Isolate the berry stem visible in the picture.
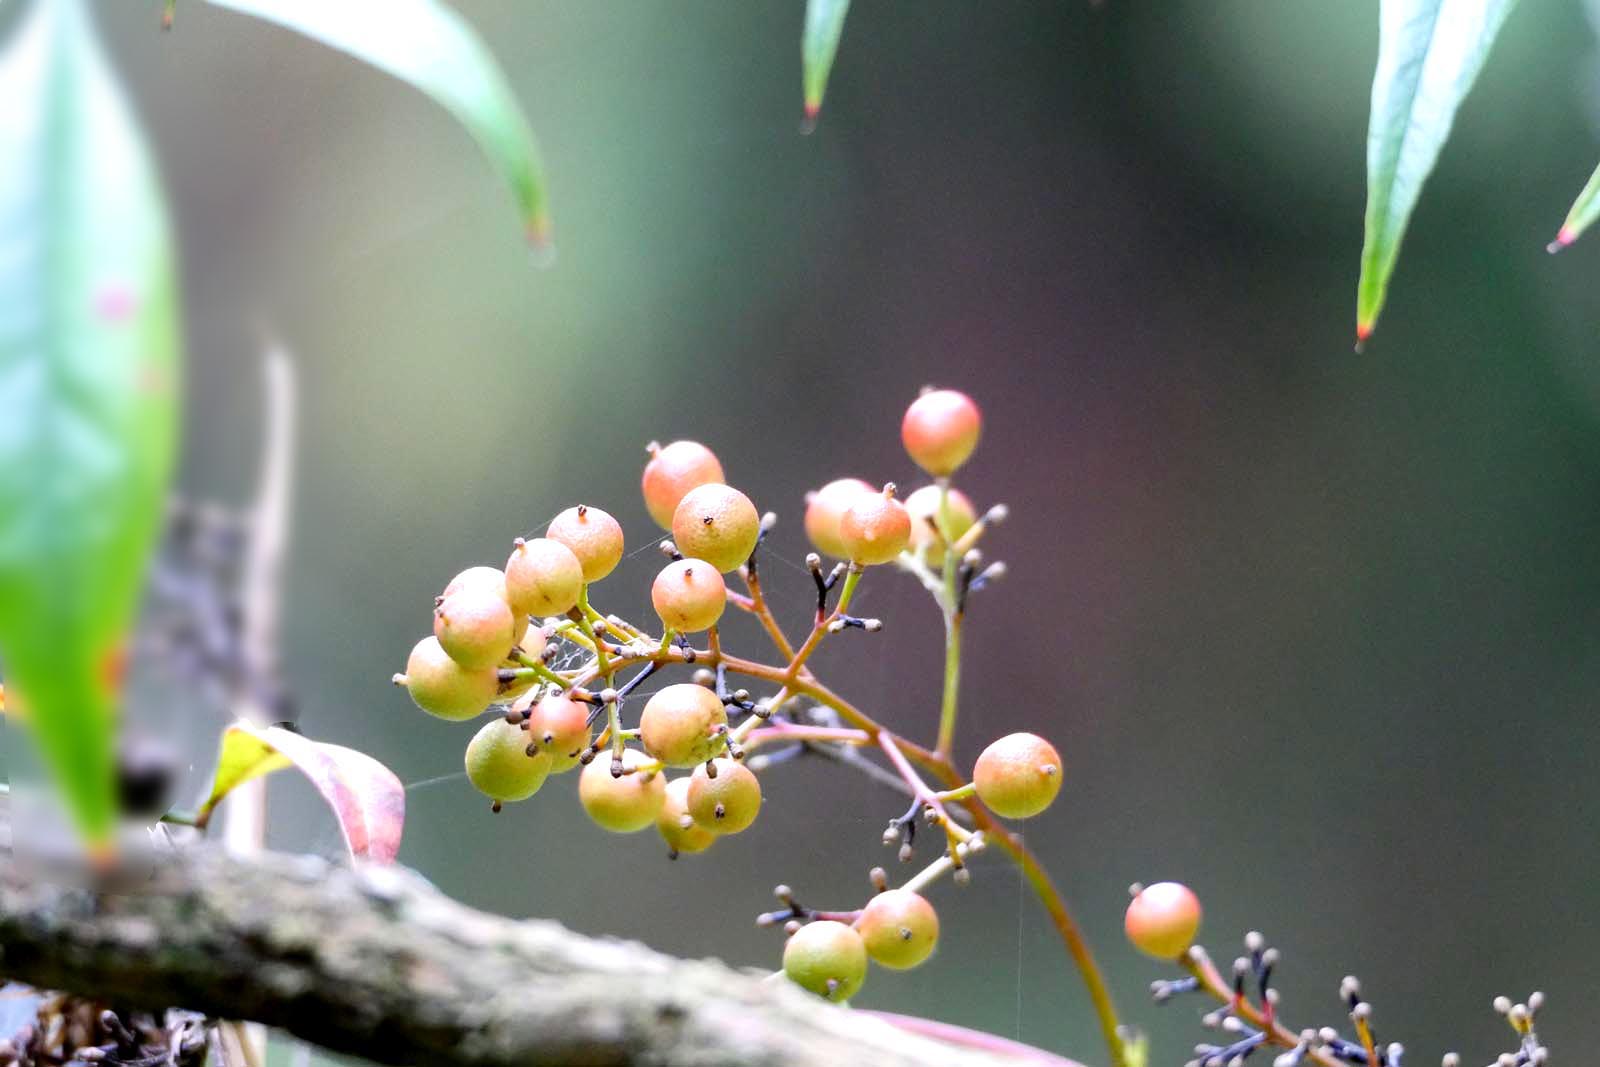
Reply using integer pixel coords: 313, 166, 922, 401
1179, 952, 1341, 1067
934, 480, 963, 760
742, 568, 798, 661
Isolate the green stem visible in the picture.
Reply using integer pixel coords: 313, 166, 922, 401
934, 481, 962, 758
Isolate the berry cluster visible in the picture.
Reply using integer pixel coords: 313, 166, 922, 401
1124, 883, 1550, 1067
393, 387, 1061, 1002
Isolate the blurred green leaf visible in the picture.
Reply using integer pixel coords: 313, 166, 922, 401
207, 0, 551, 244
802, 0, 851, 123
1357, 0, 1517, 344
199, 722, 406, 863
0, 0, 182, 846
1550, 160, 1600, 253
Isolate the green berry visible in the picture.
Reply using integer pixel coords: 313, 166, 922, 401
396, 636, 498, 721
651, 559, 727, 633
578, 748, 665, 833
639, 683, 728, 768
904, 485, 976, 566
902, 388, 982, 477
804, 477, 874, 560
505, 537, 585, 617
687, 758, 761, 835
465, 717, 553, 803
973, 732, 1062, 819
642, 440, 725, 529
1124, 881, 1202, 959
839, 485, 912, 566
656, 776, 717, 856
524, 692, 592, 773
670, 483, 760, 573
857, 889, 940, 970
782, 920, 868, 1001
546, 505, 625, 584
434, 584, 519, 671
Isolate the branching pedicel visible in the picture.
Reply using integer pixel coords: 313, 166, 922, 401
393, 388, 1548, 1067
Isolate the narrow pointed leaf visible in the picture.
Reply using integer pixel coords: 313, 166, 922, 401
0, 0, 182, 847
199, 722, 405, 863
1549, 160, 1600, 252
1357, 0, 1518, 342
206, 0, 550, 244
802, 0, 851, 122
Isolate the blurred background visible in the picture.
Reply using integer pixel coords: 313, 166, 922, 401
10, 1, 1600, 1064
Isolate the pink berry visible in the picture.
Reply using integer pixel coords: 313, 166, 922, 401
902, 388, 982, 476
839, 485, 912, 566
651, 559, 727, 633
505, 537, 585, 617
433, 585, 519, 671
1124, 881, 1202, 959
857, 889, 940, 970
670, 483, 761, 573
639, 683, 728, 768
642, 440, 725, 529
523, 692, 592, 773
804, 477, 875, 560
972, 732, 1062, 819
546, 505, 624, 584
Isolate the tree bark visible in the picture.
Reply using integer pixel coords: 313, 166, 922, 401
0, 842, 1069, 1067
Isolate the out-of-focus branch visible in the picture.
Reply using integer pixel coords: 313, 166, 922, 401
0, 843, 1070, 1067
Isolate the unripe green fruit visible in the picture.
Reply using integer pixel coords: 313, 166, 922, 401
804, 477, 875, 560
670, 483, 761, 573
902, 388, 982, 477
465, 717, 553, 803
642, 440, 725, 529
782, 920, 868, 1001
1124, 881, 1202, 959
651, 559, 727, 633
434, 585, 519, 671
904, 485, 976, 566
524, 692, 592, 772
638, 683, 728, 768
656, 776, 717, 855
687, 758, 761, 835
505, 537, 585, 617
857, 889, 940, 970
546, 505, 625, 584
973, 732, 1062, 819
578, 748, 666, 833
398, 636, 498, 721
839, 486, 912, 566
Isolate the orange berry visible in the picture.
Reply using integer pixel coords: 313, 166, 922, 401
671, 483, 761, 573
639, 683, 728, 768
443, 565, 508, 599
857, 889, 940, 970
783, 920, 867, 1001
433, 585, 518, 671
904, 485, 977, 566
578, 748, 666, 833
505, 537, 585, 617
902, 388, 982, 476
687, 758, 761, 834
524, 692, 592, 772
396, 636, 498, 721
804, 477, 875, 559
465, 717, 553, 803
546, 505, 624, 584
642, 440, 725, 529
839, 485, 912, 566
651, 559, 727, 633
972, 732, 1062, 819
656, 776, 717, 856
1124, 882, 1202, 959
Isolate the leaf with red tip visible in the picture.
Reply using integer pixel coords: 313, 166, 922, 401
199, 722, 406, 864
205, 0, 551, 245
802, 0, 851, 124
1357, 0, 1518, 341
1550, 160, 1600, 253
